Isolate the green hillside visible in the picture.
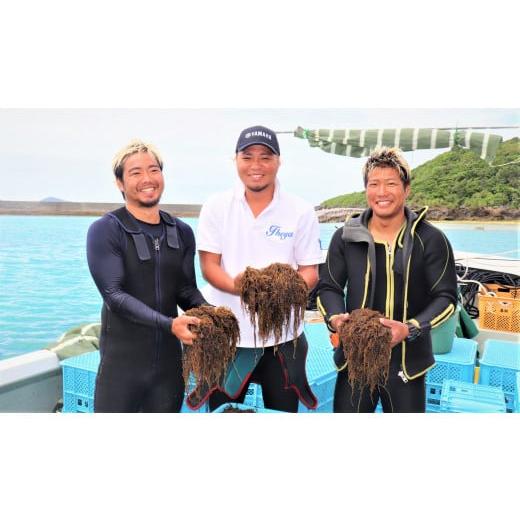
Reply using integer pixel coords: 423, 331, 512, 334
320, 138, 520, 210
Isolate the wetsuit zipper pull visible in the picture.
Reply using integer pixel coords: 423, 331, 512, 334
154, 238, 160, 252
398, 370, 408, 383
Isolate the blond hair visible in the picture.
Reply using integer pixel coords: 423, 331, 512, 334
112, 140, 163, 180
362, 147, 411, 187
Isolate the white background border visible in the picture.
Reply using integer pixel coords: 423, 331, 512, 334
2, 1, 519, 518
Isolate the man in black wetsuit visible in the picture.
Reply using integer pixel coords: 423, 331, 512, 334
318, 147, 458, 412
87, 140, 207, 412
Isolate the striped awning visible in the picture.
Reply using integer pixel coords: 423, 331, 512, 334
294, 127, 503, 163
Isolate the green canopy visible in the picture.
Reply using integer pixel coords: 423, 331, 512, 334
294, 126, 503, 163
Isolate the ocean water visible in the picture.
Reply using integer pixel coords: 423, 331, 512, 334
0, 215, 518, 360
319, 221, 520, 258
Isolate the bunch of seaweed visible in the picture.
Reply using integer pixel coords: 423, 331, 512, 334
236, 263, 308, 348
182, 305, 240, 398
338, 308, 392, 395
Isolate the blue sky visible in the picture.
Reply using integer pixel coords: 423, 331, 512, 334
1, 108, 518, 206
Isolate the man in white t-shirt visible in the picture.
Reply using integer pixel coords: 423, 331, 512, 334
192, 125, 322, 412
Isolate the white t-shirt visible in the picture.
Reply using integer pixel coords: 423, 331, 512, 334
197, 179, 322, 348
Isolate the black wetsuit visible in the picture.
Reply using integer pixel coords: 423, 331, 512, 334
207, 335, 311, 413
318, 207, 458, 413
86, 206, 206, 412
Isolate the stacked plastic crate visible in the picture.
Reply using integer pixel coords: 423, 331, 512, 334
479, 339, 520, 413
61, 350, 209, 413
303, 322, 333, 351
61, 350, 99, 412
439, 380, 506, 413
299, 323, 336, 412
244, 383, 262, 408
299, 344, 337, 412
515, 373, 520, 413
425, 337, 477, 412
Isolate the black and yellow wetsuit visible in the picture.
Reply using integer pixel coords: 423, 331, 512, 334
317, 207, 458, 412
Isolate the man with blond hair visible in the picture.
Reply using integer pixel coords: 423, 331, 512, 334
318, 147, 458, 412
87, 140, 206, 412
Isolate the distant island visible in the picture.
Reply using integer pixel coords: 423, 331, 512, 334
40, 196, 66, 203
318, 138, 520, 222
0, 200, 202, 217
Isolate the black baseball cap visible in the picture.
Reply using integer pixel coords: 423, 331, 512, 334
235, 125, 280, 155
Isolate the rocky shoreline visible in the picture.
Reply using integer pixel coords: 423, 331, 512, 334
316, 206, 520, 223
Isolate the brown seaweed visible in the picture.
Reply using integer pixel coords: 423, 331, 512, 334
338, 308, 392, 395
222, 406, 256, 413
182, 305, 240, 398
236, 263, 308, 348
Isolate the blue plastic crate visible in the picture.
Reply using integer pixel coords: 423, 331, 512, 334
61, 351, 100, 413
304, 322, 333, 351
514, 372, 520, 413
298, 345, 336, 413
244, 383, 262, 408
426, 337, 477, 386
479, 339, 520, 412
212, 403, 282, 413
426, 383, 442, 412
425, 338, 477, 412
439, 380, 506, 413
62, 354, 209, 413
